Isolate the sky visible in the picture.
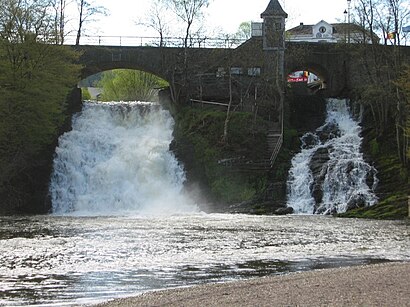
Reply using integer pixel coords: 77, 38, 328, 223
77, 0, 351, 38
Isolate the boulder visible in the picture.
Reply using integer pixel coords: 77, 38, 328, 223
274, 207, 294, 215
309, 147, 330, 206
346, 194, 368, 211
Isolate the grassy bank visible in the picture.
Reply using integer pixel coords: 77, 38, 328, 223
172, 106, 271, 207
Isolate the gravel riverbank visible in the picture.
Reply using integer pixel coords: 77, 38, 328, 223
93, 261, 410, 306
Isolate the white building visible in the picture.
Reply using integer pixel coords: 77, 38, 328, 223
252, 20, 379, 44
287, 20, 338, 43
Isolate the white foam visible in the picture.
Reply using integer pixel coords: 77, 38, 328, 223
287, 98, 378, 214
50, 101, 198, 216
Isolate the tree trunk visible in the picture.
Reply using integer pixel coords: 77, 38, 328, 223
59, 0, 66, 45
223, 72, 233, 143
76, 0, 84, 46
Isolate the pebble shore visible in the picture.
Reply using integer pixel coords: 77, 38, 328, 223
93, 262, 410, 306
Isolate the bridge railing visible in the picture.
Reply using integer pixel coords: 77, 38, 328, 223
64, 35, 246, 48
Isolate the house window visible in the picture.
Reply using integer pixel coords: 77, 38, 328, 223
248, 67, 261, 76
230, 67, 242, 75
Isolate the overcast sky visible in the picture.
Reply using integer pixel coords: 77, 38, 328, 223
76, 0, 351, 37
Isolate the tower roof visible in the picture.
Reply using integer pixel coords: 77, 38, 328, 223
261, 0, 288, 18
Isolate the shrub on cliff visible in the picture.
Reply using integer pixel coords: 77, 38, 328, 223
173, 107, 270, 205
0, 0, 81, 212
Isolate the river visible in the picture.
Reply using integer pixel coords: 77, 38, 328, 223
1, 214, 409, 306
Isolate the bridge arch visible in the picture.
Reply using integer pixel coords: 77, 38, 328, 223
81, 63, 170, 84
285, 42, 349, 97
287, 63, 329, 83
79, 68, 169, 102
76, 46, 174, 84
286, 62, 331, 93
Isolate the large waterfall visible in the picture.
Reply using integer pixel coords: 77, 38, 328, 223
287, 98, 378, 214
50, 101, 198, 215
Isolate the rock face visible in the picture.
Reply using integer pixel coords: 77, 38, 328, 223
346, 194, 368, 211
308, 120, 340, 214
310, 147, 330, 208
289, 95, 327, 132
274, 207, 294, 215
227, 197, 294, 216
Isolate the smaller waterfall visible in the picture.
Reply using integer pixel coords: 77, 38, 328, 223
287, 99, 378, 214
50, 101, 198, 216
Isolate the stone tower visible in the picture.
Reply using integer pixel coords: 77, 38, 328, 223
261, 0, 287, 163
261, 0, 288, 51
261, 0, 287, 83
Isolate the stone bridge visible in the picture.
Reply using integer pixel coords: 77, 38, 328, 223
77, 40, 348, 98
76, 39, 410, 102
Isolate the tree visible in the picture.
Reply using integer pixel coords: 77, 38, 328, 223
136, 1, 170, 47
98, 69, 168, 102
222, 69, 233, 143
0, 0, 55, 43
235, 22, 251, 40
352, 0, 409, 165
396, 65, 410, 161
0, 0, 81, 209
53, 0, 68, 45
355, 0, 410, 45
75, 0, 107, 45
165, 0, 211, 58
381, 0, 410, 45
162, 0, 212, 105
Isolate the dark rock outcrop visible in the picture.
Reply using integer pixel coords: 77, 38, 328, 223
346, 194, 368, 211
274, 207, 294, 215
309, 147, 330, 209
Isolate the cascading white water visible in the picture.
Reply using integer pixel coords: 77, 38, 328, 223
287, 98, 378, 214
49, 101, 198, 215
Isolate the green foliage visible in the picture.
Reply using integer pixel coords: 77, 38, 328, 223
283, 128, 298, 148
211, 176, 255, 203
0, 0, 83, 210
370, 138, 380, 156
98, 69, 168, 102
174, 107, 270, 204
235, 22, 251, 40
339, 194, 408, 220
81, 88, 92, 100
396, 65, 410, 160
0, 39, 81, 207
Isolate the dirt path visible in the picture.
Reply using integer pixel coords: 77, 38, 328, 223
94, 262, 410, 306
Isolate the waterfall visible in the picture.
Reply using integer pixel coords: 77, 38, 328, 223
49, 101, 198, 215
287, 98, 378, 214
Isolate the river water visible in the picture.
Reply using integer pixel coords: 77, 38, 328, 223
1, 214, 409, 306
1, 101, 409, 306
